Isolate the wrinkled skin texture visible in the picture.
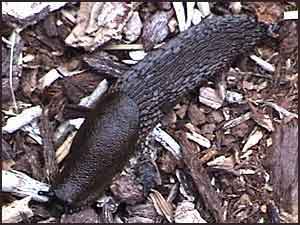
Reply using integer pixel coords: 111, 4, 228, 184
51, 92, 139, 209
48, 15, 270, 211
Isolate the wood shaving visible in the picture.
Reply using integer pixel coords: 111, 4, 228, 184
242, 127, 263, 152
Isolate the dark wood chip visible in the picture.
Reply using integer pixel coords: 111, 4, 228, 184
141, 10, 173, 51
175, 131, 225, 223
60, 208, 101, 223
110, 175, 144, 205
39, 107, 58, 182
268, 119, 298, 215
83, 51, 129, 79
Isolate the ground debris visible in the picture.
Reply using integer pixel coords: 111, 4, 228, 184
65, 2, 134, 51
268, 120, 298, 222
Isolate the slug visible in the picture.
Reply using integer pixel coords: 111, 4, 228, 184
41, 15, 272, 212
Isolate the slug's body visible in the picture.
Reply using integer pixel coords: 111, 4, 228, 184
47, 15, 270, 210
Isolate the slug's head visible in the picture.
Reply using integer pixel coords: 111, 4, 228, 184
38, 189, 81, 216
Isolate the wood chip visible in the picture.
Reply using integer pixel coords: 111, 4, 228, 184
175, 200, 207, 223
141, 10, 172, 51
176, 132, 225, 222
186, 132, 211, 149
78, 79, 109, 108
2, 2, 68, 28
129, 50, 147, 61
207, 155, 235, 171
192, 8, 203, 25
2, 105, 42, 134
199, 87, 224, 109
187, 104, 206, 126
229, 2, 242, 14
250, 55, 275, 73
223, 112, 251, 130
225, 90, 244, 104
242, 127, 263, 152
172, 2, 186, 32
197, 2, 211, 18
149, 189, 173, 223
56, 130, 76, 164
2, 170, 50, 202
123, 11, 143, 43
269, 120, 298, 218
252, 113, 274, 132
284, 10, 298, 20
185, 2, 195, 30
2, 196, 33, 223
152, 124, 182, 160
264, 101, 298, 120
65, 2, 134, 51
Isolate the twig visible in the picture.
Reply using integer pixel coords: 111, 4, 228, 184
102, 43, 163, 50
9, 30, 19, 112
250, 55, 275, 73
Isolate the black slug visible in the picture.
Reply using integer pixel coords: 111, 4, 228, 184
42, 15, 271, 212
